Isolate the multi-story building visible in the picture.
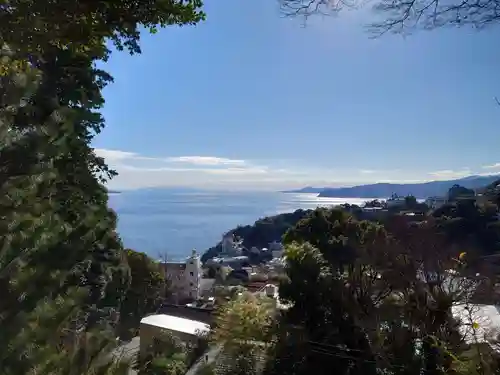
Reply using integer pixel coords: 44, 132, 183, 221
269, 241, 284, 258
161, 250, 202, 302
220, 233, 243, 256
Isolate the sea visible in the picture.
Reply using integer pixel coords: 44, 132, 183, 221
108, 190, 374, 261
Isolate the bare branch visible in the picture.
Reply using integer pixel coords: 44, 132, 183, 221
279, 0, 500, 35
279, 0, 359, 19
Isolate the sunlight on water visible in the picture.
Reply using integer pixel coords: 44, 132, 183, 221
273, 193, 377, 215
109, 190, 378, 259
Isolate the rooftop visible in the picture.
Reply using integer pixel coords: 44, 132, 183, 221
140, 314, 210, 336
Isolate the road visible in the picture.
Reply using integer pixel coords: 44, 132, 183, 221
185, 345, 222, 375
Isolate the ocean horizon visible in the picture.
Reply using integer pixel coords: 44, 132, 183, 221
108, 190, 377, 261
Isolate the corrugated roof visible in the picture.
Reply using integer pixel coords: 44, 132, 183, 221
140, 314, 210, 336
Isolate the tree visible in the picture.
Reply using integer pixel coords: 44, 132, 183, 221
1, 0, 205, 64
430, 191, 500, 259
265, 207, 495, 375
117, 249, 166, 341
0, 51, 133, 374
211, 292, 276, 375
364, 199, 384, 208
0, 0, 205, 373
405, 195, 418, 207
136, 333, 188, 375
448, 184, 476, 202
283, 207, 388, 271
278, 0, 500, 35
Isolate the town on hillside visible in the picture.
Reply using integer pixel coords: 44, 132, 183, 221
120, 180, 500, 374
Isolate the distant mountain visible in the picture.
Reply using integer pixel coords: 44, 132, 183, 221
282, 186, 328, 194
313, 174, 500, 199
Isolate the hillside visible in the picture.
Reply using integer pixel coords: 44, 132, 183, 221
201, 209, 311, 263
316, 175, 500, 198
282, 186, 328, 194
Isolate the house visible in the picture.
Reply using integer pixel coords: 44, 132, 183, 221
254, 283, 292, 311
206, 255, 250, 270
161, 250, 202, 302
220, 233, 243, 257
139, 314, 210, 356
269, 241, 284, 258
159, 297, 216, 325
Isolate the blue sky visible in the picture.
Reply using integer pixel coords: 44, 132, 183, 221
94, 0, 500, 190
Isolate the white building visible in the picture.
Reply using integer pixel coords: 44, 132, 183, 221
140, 314, 210, 355
221, 233, 242, 256
161, 250, 202, 302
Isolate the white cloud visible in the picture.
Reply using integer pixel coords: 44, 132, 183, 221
94, 149, 139, 161
165, 156, 246, 166
482, 163, 500, 170
93, 148, 498, 190
94, 148, 286, 189
203, 167, 269, 175
428, 169, 472, 180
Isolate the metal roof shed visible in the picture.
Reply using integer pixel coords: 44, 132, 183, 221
139, 314, 210, 355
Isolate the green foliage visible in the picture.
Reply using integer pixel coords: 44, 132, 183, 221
136, 333, 188, 375
117, 249, 166, 341
212, 292, 275, 347
263, 207, 487, 375
0, 0, 204, 373
432, 196, 500, 257
1, 0, 205, 65
283, 207, 387, 269
1, 46, 129, 373
364, 199, 384, 208
448, 184, 476, 202
211, 293, 276, 375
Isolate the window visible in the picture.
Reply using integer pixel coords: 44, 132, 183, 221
190, 272, 194, 276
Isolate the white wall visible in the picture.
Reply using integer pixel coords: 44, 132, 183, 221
185, 253, 202, 300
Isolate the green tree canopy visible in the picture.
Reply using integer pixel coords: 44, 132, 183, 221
211, 293, 276, 375
0, 0, 205, 373
136, 333, 188, 375
117, 249, 166, 341
264, 208, 489, 375
283, 207, 387, 270
448, 184, 476, 202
